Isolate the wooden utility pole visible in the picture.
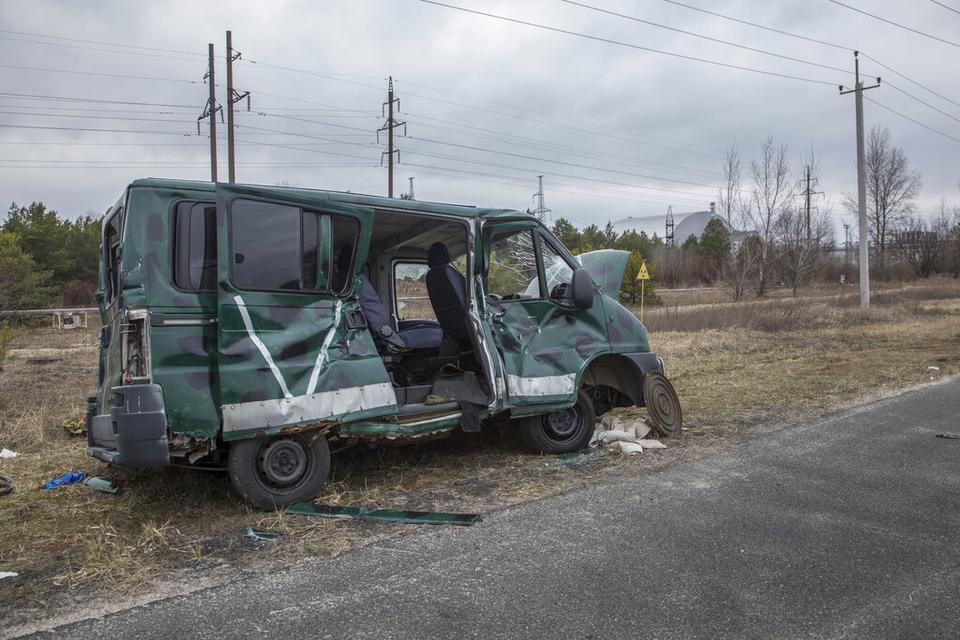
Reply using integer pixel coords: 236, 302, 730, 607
205, 43, 218, 182
225, 31, 250, 183
840, 51, 880, 308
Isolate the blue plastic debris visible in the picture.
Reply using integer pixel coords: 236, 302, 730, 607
42, 471, 85, 490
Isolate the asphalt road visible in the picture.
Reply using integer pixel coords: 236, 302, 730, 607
15, 377, 960, 639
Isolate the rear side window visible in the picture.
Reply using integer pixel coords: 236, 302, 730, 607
173, 201, 216, 291
229, 199, 359, 293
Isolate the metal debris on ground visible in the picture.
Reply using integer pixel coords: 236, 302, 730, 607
935, 432, 960, 439
0, 475, 13, 498
82, 476, 119, 494
288, 503, 482, 526
244, 527, 281, 542
0, 448, 17, 458
0, 571, 18, 581
41, 471, 85, 490
927, 366, 941, 371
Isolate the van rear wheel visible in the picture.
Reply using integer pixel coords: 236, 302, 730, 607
518, 389, 596, 455
228, 434, 330, 511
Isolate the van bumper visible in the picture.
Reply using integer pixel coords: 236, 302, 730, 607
86, 384, 170, 466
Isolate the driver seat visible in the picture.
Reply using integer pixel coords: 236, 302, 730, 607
426, 242, 469, 342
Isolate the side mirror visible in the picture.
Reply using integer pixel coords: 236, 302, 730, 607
570, 268, 594, 310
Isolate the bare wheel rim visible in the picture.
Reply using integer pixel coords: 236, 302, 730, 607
256, 437, 313, 492
644, 373, 682, 436
541, 405, 583, 445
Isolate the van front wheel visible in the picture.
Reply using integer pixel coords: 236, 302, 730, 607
228, 434, 330, 511
518, 389, 596, 455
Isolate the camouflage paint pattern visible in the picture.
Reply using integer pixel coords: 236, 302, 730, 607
93, 178, 659, 449
215, 184, 397, 439
288, 502, 481, 526
480, 218, 613, 408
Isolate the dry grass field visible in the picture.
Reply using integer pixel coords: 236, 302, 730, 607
1, 278, 958, 623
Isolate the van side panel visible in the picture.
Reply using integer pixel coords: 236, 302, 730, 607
95, 200, 126, 415
126, 185, 221, 439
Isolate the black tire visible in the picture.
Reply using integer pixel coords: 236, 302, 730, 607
228, 434, 330, 511
643, 372, 683, 437
519, 389, 596, 454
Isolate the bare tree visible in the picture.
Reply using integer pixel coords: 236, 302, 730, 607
948, 202, 960, 278
844, 126, 921, 271
893, 216, 943, 278
777, 204, 831, 295
717, 144, 742, 229
749, 137, 792, 295
726, 231, 761, 301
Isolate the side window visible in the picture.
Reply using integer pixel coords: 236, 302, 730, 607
229, 198, 360, 293
539, 236, 574, 297
104, 223, 121, 303
331, 216, 360, 294
394, 262, 437, 322
486, 229, 540, 300
231, 200, 302, 290
173, 201, 216, 291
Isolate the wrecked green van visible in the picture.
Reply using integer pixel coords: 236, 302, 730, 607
87, 179, 681, 509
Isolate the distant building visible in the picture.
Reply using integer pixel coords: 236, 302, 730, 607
611, 203, 727, 244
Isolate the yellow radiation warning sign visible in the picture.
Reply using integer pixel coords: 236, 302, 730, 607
637, 261, 650, 281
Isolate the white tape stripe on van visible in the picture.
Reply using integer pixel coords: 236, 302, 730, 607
233, 295, 293, 399
506, 373, 576, 397
307, 300, 342, 395
222, 382, 397, 432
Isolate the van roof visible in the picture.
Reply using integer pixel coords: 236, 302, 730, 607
129, 177, 524, 220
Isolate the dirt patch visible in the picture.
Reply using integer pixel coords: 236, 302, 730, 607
1, 282, 958, 624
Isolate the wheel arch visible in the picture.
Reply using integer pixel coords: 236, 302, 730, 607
576, 352, 663, 407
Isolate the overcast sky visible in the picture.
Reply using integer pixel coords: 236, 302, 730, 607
0, 0, 958, 233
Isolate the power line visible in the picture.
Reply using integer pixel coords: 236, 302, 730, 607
561, 0, 851, 75
0, 27, 203, 57
403, 161, 707, 206
884, 82, 960, 125
0, 123, 196, 135
0, 34, 203, 63
402, 114, 721, 179
929, 0, 960, 16
417, 1, 839, 86
404, 134, 716, 188
859, 53, 960, 111
401, 148, 713, 200
401, 93, 722, 158
826, 0, 960, 48
0, 63, 202, 84
866, 97, 960, 144
0, 110, 194, 124
649, 1, 960, 121
0, 91, 197, 109
655, 0, 850, 50
396, 78, 718, 154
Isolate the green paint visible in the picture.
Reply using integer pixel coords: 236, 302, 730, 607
288, 503, 482, 526
89, 177, 666, 473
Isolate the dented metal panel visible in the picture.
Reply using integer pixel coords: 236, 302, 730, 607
577, 249, 630, 299
222, 382, 397, 432
215, 184, 398, 430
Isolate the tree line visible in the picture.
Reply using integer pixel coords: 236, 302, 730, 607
0, 202, 100, 310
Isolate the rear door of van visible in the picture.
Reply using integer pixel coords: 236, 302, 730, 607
215, 184, 398, 439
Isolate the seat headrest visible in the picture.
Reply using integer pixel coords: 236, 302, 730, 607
428, 242, 450, 267
336, 244, 353, 271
